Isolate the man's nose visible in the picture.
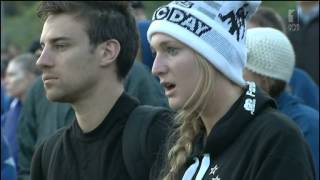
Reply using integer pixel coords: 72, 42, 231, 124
36, 47, 54, 69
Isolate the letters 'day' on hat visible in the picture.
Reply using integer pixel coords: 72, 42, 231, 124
147, 1, 261, 86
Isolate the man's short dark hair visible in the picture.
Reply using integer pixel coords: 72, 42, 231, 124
37, 1, 139, 80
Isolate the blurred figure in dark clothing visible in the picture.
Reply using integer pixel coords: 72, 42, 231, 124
287, 1, 319, 85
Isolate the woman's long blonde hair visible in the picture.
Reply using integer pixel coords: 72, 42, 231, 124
160, 53, 216, 180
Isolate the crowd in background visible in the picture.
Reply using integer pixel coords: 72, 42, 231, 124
1, 1, 319, 180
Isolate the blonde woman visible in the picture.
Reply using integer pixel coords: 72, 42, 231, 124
148, 1, 315, 180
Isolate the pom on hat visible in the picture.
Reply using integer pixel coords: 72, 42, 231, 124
147, 1, 261, 86
246, 27, 295, 83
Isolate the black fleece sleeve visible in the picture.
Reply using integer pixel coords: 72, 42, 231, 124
30, 142, 44, 180
146, 110, 174, 179
254, 128, 315, 180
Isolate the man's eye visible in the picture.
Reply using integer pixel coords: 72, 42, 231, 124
166, 47, 178, 56
54, 44, 67, 50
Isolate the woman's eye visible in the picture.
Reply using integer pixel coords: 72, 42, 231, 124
166, 47, 178, 56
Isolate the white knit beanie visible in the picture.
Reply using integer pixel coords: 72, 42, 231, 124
246, 27, 295, 83
147, 1, 261, 86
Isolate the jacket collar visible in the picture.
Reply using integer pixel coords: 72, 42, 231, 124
203, 82, 276, 155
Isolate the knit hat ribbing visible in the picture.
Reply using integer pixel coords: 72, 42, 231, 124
246, 27, 295, 83
147, 1, 261, 86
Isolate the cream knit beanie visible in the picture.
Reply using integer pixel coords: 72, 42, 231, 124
147, 1, 261, 86
246, 27, 295, 83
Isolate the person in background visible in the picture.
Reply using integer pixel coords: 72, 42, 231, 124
1, 54, 41, 166
130, 1, 155, 71
248, 7, 319, 110
244, 27, 319, 180
287, 1, 319, 85
137, 20, 154, 71
28, 40, 42, 59
289, 68, 319, 110
138, 20, 154, 71
1, 132, 17, 180
17, 77, 74, 180
130, 1, 147, 22
148, 1, 314, 179
1, 58, 12, 115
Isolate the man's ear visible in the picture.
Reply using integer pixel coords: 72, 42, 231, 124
98, 39, 121, 67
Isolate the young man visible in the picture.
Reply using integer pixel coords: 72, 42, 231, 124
30, 2, 172, 180
18, 61, 169, 180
